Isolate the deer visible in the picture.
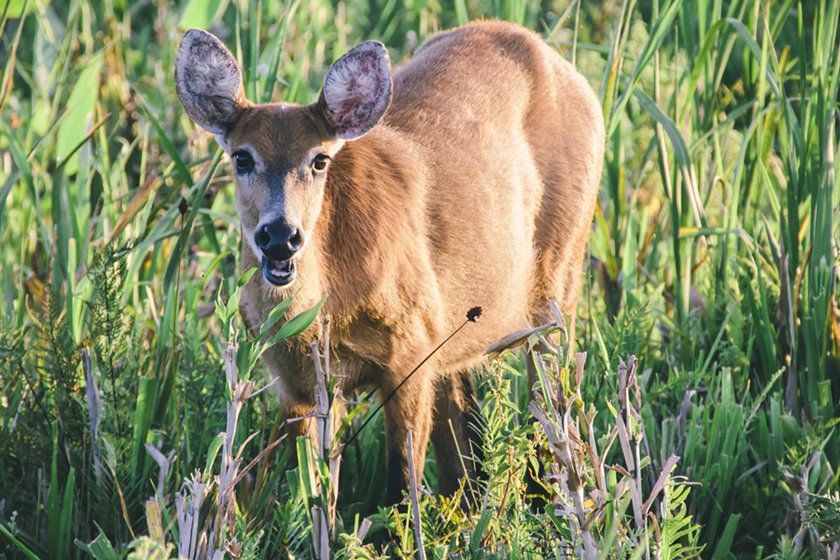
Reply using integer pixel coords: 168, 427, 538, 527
175, 20, 604, 505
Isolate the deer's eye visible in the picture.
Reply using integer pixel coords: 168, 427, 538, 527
232, 150, 255, 175
312, 153, 330, 173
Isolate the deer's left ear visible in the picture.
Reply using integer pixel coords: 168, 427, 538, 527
175, 29, 246, 136
317, 41, 392, 140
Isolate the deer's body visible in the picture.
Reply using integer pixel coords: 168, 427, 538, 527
176, 20, 603, 504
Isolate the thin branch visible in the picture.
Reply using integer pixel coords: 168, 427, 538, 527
342, 307, 481, 449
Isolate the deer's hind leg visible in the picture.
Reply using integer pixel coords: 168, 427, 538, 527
431, 370, 484, 501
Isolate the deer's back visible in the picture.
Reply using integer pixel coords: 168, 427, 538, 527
378, 21, 604, 362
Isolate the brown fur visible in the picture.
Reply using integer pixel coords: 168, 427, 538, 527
176, 21, 604, 504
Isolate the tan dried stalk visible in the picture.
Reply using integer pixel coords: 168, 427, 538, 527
406, 430, 427, 560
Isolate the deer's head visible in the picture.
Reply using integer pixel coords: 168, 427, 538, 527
175, 30, 392, 286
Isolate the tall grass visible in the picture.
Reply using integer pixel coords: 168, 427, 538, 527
0, 0, 838, 558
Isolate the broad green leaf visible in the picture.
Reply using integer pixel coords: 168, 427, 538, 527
75, 530, 121, 560
2, 0, 36, 18
259, 290, 298, 338
56, 53, 103, 175
469, 508, 493, 555
237, 266, 258, 288
710, 514, 741, 559
178, 0, 229, 29
204, 433, 225, 476
266, 295, 326, 345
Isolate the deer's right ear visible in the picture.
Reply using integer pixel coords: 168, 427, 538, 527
175, 29, 245, 136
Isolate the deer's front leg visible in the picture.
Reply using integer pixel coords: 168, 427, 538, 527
281, 402, 318, 464
382, 372, 435, 505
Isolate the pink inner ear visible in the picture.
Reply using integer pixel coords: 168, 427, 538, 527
336, 96, 365, 123
324, 44, 391, 139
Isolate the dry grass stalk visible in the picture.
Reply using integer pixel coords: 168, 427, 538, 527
527, 327, 699, 558
82, 348, 103, 481
311, 505, 329, 560
310, 334, 331, 559
145, 442, 175, 501
213, 339, 254, 554
172, 337, 259, 559
406, 430, 427, 560
616, 356, 644, 542
175, 471, 212, 560
529, 399, 596, 559
357, 518, 372, 542
310, 317, 344, 557
145, 498, 166, 547
528, 347, 597, 559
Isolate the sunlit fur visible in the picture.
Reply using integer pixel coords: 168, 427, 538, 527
176, 21, 604, 505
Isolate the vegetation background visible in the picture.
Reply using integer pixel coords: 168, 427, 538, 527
0, 0, 838, 557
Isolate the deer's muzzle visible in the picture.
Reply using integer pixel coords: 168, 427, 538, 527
255, 221, 302, 286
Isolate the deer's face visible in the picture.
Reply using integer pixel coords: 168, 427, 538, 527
225, 106, 344, 285
175, 30, 391, 286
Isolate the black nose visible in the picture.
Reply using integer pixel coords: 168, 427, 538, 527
255, 222, 303, 260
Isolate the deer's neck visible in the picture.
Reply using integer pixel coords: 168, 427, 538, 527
312, 125, 428, 314
241, 125, 428, 345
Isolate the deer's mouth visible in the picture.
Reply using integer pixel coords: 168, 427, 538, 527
263, 257, 296, 286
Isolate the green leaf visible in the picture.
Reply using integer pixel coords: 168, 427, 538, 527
0, 522, 41, 560
138, 97, 193, 188
75, 530, 121, 560
621, 213, 638, 292
259, 291, 298, 338
178, 0, 230, 29
58, 468, 75, 560
56, 53, 103, 175
607, 0, 683, 137
266, 295, 327, 345
469, 508, 493, 555
710, 514, 741, 560
204, 433, 225, 477
238, 266, 258, 288
131, 376, 156, 476
2, 0, 35, 18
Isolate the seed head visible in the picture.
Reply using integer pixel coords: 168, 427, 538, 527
467, 306, 482, 322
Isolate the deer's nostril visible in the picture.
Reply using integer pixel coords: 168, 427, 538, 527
289, 229, 302, 251
255, 226, 271, 250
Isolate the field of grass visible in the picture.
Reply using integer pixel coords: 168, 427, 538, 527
1, 0, 839, 558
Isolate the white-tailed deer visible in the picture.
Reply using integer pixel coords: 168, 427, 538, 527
175, 21, 604, 504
